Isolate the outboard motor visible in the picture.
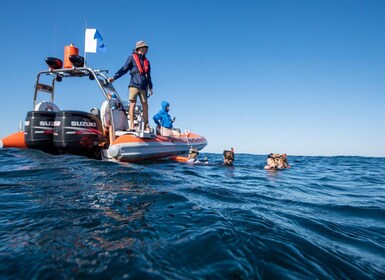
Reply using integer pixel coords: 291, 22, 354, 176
24, 111, 57, 153
53, 111, 106, 159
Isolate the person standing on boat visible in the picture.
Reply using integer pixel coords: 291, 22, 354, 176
108, 41, 153, 132
153, 101, 180, 137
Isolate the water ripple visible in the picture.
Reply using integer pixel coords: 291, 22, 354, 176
0, 150, 384, 278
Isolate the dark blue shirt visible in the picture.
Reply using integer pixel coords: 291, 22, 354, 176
112, 51, 153, 91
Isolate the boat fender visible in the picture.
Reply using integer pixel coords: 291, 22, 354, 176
108, 145, 121, 158
0, 131, 27, 149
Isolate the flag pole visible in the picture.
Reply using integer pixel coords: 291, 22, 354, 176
84, 19, 88, 66
84, 49, 88, 67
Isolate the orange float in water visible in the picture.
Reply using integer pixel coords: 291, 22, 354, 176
0, 131, 26, 149
169, 156, 189, 163
63, 44, 79, 68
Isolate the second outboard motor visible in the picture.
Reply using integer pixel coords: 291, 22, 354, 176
24, 111, 57, 154
53, 111, 106, 159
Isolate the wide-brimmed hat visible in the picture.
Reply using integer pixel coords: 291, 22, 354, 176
135, 41, 148, 49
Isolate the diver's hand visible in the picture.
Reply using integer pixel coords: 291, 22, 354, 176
108, 77, 114, 83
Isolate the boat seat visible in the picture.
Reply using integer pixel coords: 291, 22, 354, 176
115, 130, 140, 137
34, 101, 60, 112
111, 110, 128, 130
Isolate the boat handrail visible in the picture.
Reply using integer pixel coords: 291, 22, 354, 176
33, 66, 128, 142
33, 67, 113, 105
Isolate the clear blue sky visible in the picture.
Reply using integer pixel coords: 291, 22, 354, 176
1, 0, 384, 157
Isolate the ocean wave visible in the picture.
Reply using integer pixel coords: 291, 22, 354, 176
0, 150, 384, 278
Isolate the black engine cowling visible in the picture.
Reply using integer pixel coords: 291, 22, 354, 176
53, 111, 106, 159
24, 111, 57, 153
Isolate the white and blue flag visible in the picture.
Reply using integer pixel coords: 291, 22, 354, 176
85, 28, 106, 53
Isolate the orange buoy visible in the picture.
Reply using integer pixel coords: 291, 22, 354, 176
169, 156, 189, 163
1, 131, 27, 149
63, 43, 79, 68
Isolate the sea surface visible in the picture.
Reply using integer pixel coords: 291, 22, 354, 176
0, 148, 384, 279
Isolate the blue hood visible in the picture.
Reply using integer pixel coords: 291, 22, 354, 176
161, 101, 169, 111
153, 101, 173, 129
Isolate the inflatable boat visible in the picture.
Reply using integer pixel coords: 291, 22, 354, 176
0, 50, 207, 162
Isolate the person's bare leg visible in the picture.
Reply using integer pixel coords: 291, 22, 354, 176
129, 101, 136, 130
142, 102, 149, 129
109, 125, 114, 143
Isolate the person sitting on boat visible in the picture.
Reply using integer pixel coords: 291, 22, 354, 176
101, 92, 128, 141
101, 92, 116, 129
153, 101, 180, 137
223, 148, 234, 166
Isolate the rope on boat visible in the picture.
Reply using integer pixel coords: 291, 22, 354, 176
184, 129, 190, 147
